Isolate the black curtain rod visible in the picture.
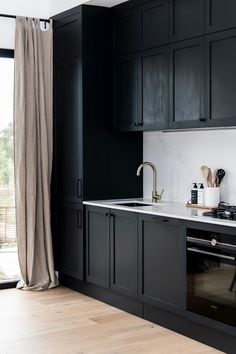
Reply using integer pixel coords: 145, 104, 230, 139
0, 13, 50, 22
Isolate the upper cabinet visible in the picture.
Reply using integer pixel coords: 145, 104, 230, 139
113, 0, 168, 54
113, 8, 139, 55
114, 55, 141, 131
205, 0, 236, 33
141, 47, 169, 130
112, 0, 236, 131
169, 38, 205, 129
54, 13, 82, 62
169, 0, 204, 41
139, 0, 169, 50
205, 29, 236, 127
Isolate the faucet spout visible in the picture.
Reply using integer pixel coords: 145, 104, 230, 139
136, 161, 164, 203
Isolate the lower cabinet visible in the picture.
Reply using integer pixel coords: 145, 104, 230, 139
85, 205, 185, 310
86, 206, 138, 297
57, 202, 84, 280
86, 206, 110, 288
110, 209, 138, 298
138, 214, 185, 310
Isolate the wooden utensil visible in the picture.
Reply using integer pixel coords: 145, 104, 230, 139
212, 169, 218, 187
201, 165, 210, 186
207, 168, 213, 187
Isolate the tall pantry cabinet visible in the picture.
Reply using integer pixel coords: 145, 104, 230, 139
52, 5, 143, 281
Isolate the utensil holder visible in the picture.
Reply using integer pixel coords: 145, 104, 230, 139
205, 187, 220, 207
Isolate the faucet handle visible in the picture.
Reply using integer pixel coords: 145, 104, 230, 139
152, 189, 165, 202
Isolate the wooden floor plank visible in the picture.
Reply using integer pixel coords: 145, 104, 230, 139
0, 286, 224, 354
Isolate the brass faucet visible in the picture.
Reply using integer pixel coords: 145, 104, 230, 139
136, 161, 164, 203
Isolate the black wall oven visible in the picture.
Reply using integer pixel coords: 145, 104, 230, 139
187, 228, 236, 326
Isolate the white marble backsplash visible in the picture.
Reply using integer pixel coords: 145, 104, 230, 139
143, 129, 236, 205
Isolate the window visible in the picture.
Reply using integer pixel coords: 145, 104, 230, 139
0, 49, 20, 286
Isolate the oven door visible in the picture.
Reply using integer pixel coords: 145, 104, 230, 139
187, 242, 236, 326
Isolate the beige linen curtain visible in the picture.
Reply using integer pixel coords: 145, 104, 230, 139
14, 17, 58, 290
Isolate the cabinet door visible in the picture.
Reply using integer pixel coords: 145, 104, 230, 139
169, 0, 204, 41
55, 60, 83, 202
86, 206, 110, 289
110, 210, 138, 298
114, 56, 141, 131
169, 38, 205, 129
205, 0, 236, 33
205, 29, 236, 127
142, 47, 169, 130
113, 8, 139, 55
139, 214, 185, 310
57, 202, 84, 280
54, 13, 82, 62
140, 0, 168, 50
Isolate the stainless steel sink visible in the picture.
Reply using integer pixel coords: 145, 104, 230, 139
114, 202, 153, 207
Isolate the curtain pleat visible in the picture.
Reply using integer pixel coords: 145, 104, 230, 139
14, 17, 58, 290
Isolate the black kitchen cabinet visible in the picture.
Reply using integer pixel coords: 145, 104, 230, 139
110, 209, 138, 298
113, 8, 139, 55
141, 47, 169, 130
138, 214, 185, 310
114, 56, 141, 131
169, 0, 204, 41
205, 0, 236, 34
169, 38, 205, 129
55, 59, 83, 203
205, 29, 236, 127
53, 6, 143, 281
57, 202, 84, 280
54, 12, 82, 62
86, 206, 110, 288
139, 0, 169, 50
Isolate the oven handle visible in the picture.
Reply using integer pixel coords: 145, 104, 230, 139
187, 236, 236, 250
187, 247, 235, 261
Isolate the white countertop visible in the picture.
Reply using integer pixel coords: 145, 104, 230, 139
83, 198, 236, 229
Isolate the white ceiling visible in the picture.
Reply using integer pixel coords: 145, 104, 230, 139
86, 0, 128, 7
49, 0, 129, 16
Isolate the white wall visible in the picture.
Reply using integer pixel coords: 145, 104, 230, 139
143, 129, 236, 205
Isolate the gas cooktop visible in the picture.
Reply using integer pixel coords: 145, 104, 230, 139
203, 203, 236, 220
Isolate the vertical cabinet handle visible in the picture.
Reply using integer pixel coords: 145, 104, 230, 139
77, 179, 82, 199
77, 209, 83, 229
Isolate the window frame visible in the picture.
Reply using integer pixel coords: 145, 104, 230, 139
0, 48, 17, 290
0, 49, 14, 59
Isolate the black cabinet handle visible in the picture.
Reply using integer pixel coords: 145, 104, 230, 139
77, 179, 82, 198
77, 209, 83, 229
199, 118, 206, 122
134, 123, 138, 127
138, 122, 143, 127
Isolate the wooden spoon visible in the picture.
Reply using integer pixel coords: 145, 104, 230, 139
212, 169, 218, 187
201, 165, 210, 186
207, 168, 213, 187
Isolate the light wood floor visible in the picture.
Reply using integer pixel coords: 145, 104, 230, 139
0, 286, 223, 354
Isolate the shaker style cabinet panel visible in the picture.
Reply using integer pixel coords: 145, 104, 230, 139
86, 206, 110, 289
141, 47, 169, 130
110, 210, 138, 298
113, 8, 139, 55
205, 0, 236, 34
139, 0, 169, 50
55, 60, 83, 203
205, 29, 236, 127
138, 214, 185, 310
169, 38, 205, 129
169, 0, 204, 41
57, 202, 84, 280
54, 13, 82, 62
114, 56, 141, 131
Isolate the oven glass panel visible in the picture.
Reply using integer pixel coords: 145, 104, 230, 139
187, 247, 236, 326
